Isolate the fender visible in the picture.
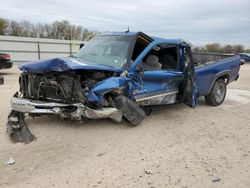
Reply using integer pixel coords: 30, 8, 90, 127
207, 70, 230, 94
86, 77, 131, 103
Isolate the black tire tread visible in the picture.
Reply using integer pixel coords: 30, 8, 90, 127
113, 95, 145, 126
205, 79, 226, 106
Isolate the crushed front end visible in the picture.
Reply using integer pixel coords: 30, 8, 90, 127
7, 70, 127, 143
6, 32, 149, 143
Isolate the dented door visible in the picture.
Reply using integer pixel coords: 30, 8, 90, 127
132, 70, 184, 106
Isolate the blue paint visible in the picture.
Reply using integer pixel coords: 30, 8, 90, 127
195, 55, 240, 96
20, 32, 241, 108
86, 77, 131, 103
133, 71, 184, 97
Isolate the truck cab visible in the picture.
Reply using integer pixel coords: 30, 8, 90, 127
127, 35, 197, 108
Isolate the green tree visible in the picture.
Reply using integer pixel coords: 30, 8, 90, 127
205, 43, 221, 53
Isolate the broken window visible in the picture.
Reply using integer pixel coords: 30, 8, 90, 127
131, 36, 151, 61
136, 43, 179, 71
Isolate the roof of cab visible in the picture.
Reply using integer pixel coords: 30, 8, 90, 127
99, 31, 188, 45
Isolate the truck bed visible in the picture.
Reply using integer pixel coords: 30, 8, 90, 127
193, 52, 234, 67
194, 54, 240, 97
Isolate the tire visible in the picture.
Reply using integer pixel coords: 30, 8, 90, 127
141, 106, 152, 116
205, 79, 227, 106
113, 95, 145, 126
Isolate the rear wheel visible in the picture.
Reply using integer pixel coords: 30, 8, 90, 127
205, 79, 227, 106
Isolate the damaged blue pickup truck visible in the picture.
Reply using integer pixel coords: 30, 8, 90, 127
7, 32, 242, 143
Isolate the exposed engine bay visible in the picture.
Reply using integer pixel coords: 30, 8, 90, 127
19, 70, 117, 108
7, 70, 146, 144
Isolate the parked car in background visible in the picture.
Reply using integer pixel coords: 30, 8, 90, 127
0, 53, 13, 69
238, 53, 250, 62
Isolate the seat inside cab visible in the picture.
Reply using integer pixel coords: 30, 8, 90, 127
131, 36, 178, 71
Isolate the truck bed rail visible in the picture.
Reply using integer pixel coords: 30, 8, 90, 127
193, 52, 234, 66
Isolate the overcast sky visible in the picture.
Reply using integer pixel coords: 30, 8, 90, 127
1, 0, 250, 47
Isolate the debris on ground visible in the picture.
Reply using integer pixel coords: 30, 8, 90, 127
144, 169, 154, 175
79, 144, 86, 148
212, 177, 221, 183
5, 157, 15, 165
97, 152, 106, 157
7, 110, 36, 144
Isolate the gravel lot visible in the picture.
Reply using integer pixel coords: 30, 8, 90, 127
0, 65, 250, 188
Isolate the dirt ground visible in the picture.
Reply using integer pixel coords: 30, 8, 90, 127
0, 65, 250, 188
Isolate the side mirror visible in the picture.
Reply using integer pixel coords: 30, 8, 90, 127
79, 43, 84, 49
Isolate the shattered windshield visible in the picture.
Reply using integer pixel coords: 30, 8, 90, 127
75, 35, 132, 69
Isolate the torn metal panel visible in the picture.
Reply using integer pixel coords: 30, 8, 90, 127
84, 107, 122, 123
91, 77, 131, 95
87, 77, 131, 103
135, 91, 178, 106
7, 110, 36, 144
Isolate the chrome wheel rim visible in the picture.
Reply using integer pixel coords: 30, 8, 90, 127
215, 84, 225, 103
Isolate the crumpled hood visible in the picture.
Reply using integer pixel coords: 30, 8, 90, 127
19, 57, 123, 74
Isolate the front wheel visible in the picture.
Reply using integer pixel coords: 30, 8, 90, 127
205, 79, 227, 106
113, 95, 145, 126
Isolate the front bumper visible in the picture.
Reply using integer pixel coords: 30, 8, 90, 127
7, 97, 122, 144
11, 97, 122, 122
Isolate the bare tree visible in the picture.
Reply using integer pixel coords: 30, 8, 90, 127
1, 17, 248, 53
232, 45, 244, 54
0, 17, 98, 41
5, 20, 22, 36
0, 18, 8, 35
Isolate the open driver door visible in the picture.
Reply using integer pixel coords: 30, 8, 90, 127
182, 45, 198, 108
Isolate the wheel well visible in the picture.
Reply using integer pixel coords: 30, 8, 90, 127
207, 73, 229, 94
216, 74, 229, 84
